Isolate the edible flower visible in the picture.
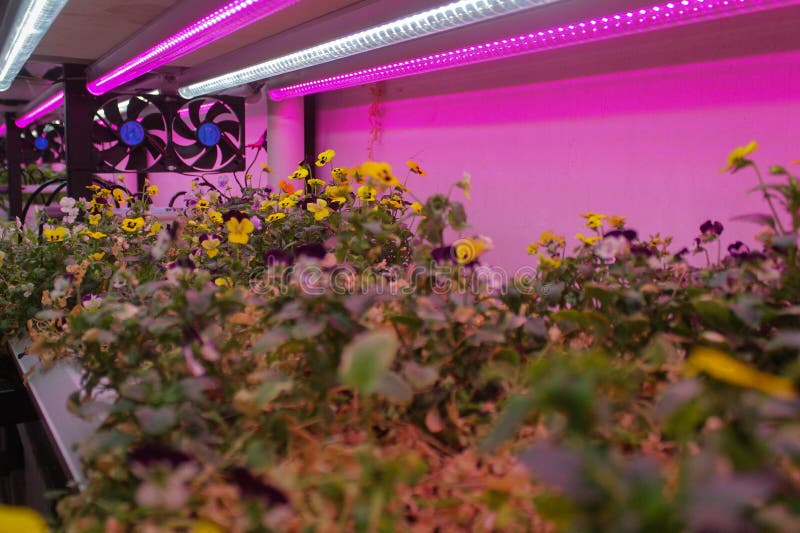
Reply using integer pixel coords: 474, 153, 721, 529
407, 160, 426, 176
581, 212, 607, 230
266, 213, 286, 223
722, 141, 758, 173
357, 185, 377, 202
289, 167, 309, 180
316, 149, 336, 167
226, 217, 254, 245
279, 180, 294, 194
306, 199, 332, 221
576, 233, 601, 246
121, 217, 145, 233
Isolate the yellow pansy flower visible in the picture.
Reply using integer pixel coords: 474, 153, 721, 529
539, 230, 566, 247
196, 199, 210, 210
581, 212, 607, 230
381, 197, 403, 209
226, 217, 255, 245
214, 277, 233, 288
208, 210, 223, 224
288, 167, 309, 180
687, 347, 796, 400
266, 213, 286, 223
89, 252, 105, 261
526, 243, 539, 255
202, 236, 221, 258
279, 196, 298, 209
307, 199, 332, 221
121, 217, 145, 233
411, 202, 423, 214
331, 167, 349, 184
307, 178, 326, 190
537, 253, 562, 270
0, 505, 48, 533
360, 162, 399, 187
43, 226, 68, 242
454, 236, 492, 264
357, 185, 377, 202
193, 519, 226, 533
148, 221, 162, 236
325, 185, 351, 205
112, 188, 128, 204
722, 141, 758, 172
407, 160, 426, 176
82, 231, 107, 240
576, 233, 601, 246
87, 214, 101, 225
146, 185, 159, 197
258, 200, 277, 212
316, 149, 336, 167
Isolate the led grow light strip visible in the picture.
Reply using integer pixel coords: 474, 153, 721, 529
0, 0, 69, 91
179, 0, 563, 98
270, 0, 800, 100
16, 90, 65, 128
87, 0, 302, 96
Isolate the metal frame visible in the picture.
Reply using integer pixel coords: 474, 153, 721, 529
4, 112, 23, 220
63, 64, 94, 199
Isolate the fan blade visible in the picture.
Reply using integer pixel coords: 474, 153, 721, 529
126, 96, 148, 120
102, 100, 124, 126
189, 99, 203, 127
175, 142, 203, 160
101, 143, 129, 168
126, 146, 147, 170
142, 136, 165, 160
172, 117, 195, 141
205, 101, 228, 122
141, 113, 166, 132
217, 142, 237, 164
93, 122, 118, 143
217, 120, 240, 138
193, 148, 218, 170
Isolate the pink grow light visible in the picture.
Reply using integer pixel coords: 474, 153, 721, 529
87, 0, 301, 96
270, 0, 800, 100
16, 90, 65, 128
0, 123, 6, 137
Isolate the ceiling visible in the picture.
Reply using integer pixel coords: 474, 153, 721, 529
0, 0, 364, 114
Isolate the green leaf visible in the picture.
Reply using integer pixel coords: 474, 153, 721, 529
480, 394, 536, 453
339, 329, 398, 394
691, 296, 734, 331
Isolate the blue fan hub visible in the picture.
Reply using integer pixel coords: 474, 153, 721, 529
34, 136, 49, 151
120, 120, 146, 147
197, 122, 221, 147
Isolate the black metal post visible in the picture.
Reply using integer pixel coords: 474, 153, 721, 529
136, 172, 147, 194
62, 64, 94, 199
303, 94, 316, 162
5, 113, 23, 221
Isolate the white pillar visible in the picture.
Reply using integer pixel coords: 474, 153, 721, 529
266, 97, 305, 188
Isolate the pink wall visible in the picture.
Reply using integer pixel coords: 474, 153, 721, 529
315, 50, 800, 269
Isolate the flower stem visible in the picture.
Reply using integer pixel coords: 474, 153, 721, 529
753, 165, 787, 235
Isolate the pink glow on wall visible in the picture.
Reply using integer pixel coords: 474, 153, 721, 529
271, 0, 800, 100
316, 50, 800, 269
0, 123, 6, 137
15, 90, 65, 128
87, 0, 301, 96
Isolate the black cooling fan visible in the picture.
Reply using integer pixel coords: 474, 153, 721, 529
171, 97, 244, 172
93, 95, 167, 171
22, 122, 64, 164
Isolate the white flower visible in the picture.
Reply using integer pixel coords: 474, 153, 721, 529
596, 236, 630, 262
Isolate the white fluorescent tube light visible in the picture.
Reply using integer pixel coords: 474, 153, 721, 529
179, 0, 562, 98
0, 0, 70, 91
